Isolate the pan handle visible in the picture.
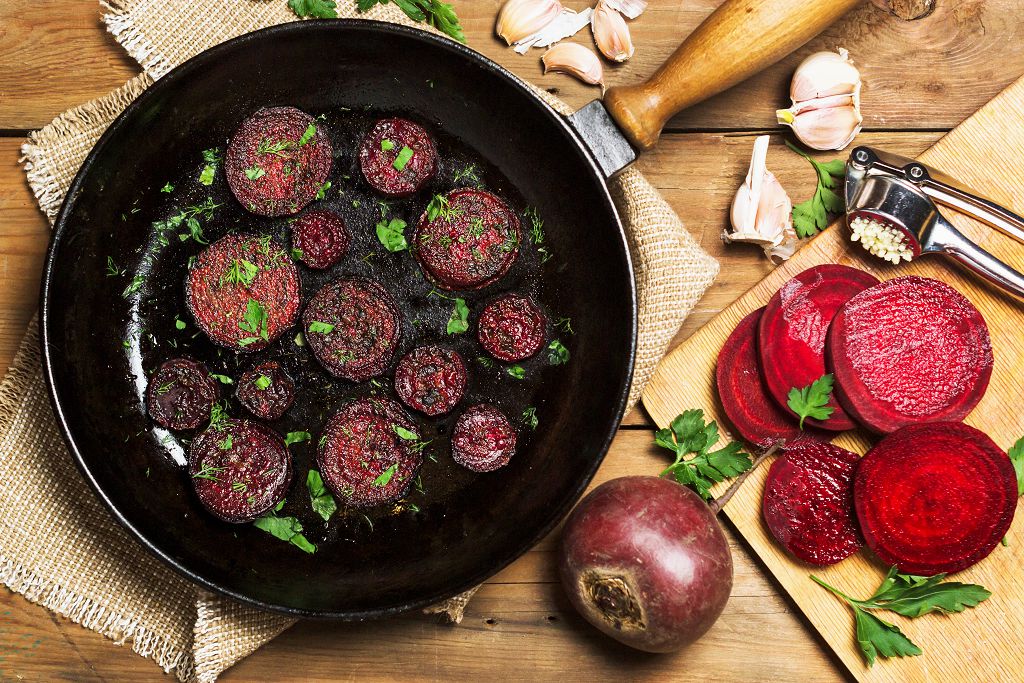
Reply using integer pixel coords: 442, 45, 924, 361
602, 0, 862, 151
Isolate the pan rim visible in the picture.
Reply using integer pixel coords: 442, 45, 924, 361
40, 18, 638, 619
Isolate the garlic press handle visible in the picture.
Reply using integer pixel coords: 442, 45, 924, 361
926, 216, 1024, 301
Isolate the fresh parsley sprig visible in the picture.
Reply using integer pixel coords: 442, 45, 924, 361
288, 0, 338, 18
253, 501, 317, 553
787, 374, 835, 429
356, 0, 465, 43
1008, 436, 1024, 496
786, 142, 845, 238
654, 409, 752, 501
375, 217, 408, 252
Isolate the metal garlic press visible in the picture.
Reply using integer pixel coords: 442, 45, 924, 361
844, 146, 1024, 300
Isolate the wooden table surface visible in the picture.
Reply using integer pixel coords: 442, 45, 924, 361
1, 0, 1021, 680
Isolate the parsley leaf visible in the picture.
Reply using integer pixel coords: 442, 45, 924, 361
393, 425, 418, 441
381, 138, 395, 151
356, 0, 465, 42
654, 409, 752, 501
175, 318, 187, 330
287, 0, 338, 18
787, 373, 835, 429
547, 339, 569, 365
506, 364, 526, 380
160, 183, 174, 193
315, 180, 332, 200
375, 217, 408, 252
222, 259, 259, 288
253, 504, 317, 554
446, 297, 469, 335
308, 321, 335, 335
393, 145, 414, 171
254, 374, 272, 390
245, 165, 265, 181
237, 298, 269, 342
373, 463, 400, 488
209, 373, 233, 385
199, 148, 221, 186
1008, 436, 1024, 496
306, 469, 337, 521
853, 608, 922, 667
786, 142, 846, 238
286, 431, 312, 446
426, 194, 460, 222
522, 406, 538, 430
298, 122, 317, 147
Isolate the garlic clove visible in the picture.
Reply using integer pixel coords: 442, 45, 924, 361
779, 48, 863, 151
542, 43, 605, 88
724, 135, 797, 262
496, 0, 564, 46
513, 8, 593, 55
790, 48, 861, 103
592, 1, 635, 63
778, 104, 863, 151
601, 0, 647, 20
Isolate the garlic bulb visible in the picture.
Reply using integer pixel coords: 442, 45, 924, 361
777, 49, 863, 151
514, 8, 593, 55
724, 136, 797, 262
601, 0, 647, 20
592, 1, 634, 63
497, 0, 563, 46
542, 43, 605, 88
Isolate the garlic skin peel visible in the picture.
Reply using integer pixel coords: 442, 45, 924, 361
777, 49, 863, 151
592, 1, 635, 63
542, 43, 605, 88
601, 0, 647, 20
724, 135, 797, 262
514, 8, 593, 55
497, 0, 563, 46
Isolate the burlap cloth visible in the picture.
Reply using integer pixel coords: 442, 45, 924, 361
7, 1, 719, 680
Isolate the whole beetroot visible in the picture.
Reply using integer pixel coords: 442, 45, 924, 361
559, 476, 733, 652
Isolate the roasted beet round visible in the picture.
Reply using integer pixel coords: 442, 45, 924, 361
146, 358, 219, 430
413, 189, 521, 291
237, 361, 295, 421
290, 209, 350, 269
358, 118, 438, 198
394, 345, 467, 416
186, 233, 301, 352
477, 293, 547, 362
188, 419, 292, 523
854, 422, 1016, 575
225, 106, 332, 217
827, 276, 994, 434
762, 441, 863, 566
302, 278, 402, 382
317, 397, 422, 508
451, 404, 517, 473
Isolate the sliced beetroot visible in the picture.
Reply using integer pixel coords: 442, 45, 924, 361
759, 264, 879, 431
225, 106, 332, 217
146, 358, 219, 430
291, 209, 350, 269
716, 308, 807, 449
359, 118, 438, 198
394, 345, 467, 416
302, 277, 402, 382
854, 422, 1016, 575
477, 293, 547, 362
762, 441, 863, 566
413, 188, 521, 291
185, 233, 301, 352
237, 361, 295, 421
189, 419, 292, 523
452, 404, 517, 473
317, 397, 422, 508
827, 275, 993, 434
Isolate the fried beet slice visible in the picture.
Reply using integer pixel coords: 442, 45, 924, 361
146, 358, 219, 430
189, 419, 292, 523
317, 398, 422, 508
827, 276, 993, 434
716, 308, 807, 449
394, 345, 467, 416
855, 422, 1016, 575
237, 361, 295, 421
762, 441, 863, 566
358, 118, 438, 198
291, 209, 350, 269
413, 189, 521, 291
302, 278, 402, 382
477, 293, 547, 362
759, 265, 879, 431
452, 404, 517, 473
186, 233, 301, 352
225, 106, 332, 217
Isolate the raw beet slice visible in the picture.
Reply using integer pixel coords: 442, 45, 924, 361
237, 361, 295, 421
189, 419, 292, 523
716, 308, 807, 449
827, 276, 993, 434
394, 345, 467, 416
146, 358, 219, 430
225, 106, 332, 217
302, 277, 402, 382
185, 233, 301, 352
359, 118, 438, 198
854, 422, 1016, 575
762, 441, 863, 566
291, 209, 350, 269
759, 264, 879, 431
413, 188, 521, 291
317, 397, 422, 508
477, 293, 547, 362
452, 404, 517, 473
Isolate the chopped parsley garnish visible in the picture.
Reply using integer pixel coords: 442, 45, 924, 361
453, 163, 480, 185
373, 462, 400, 488
294, 332, 306, 347
306, 469, 337, 521
160, 183, 174, 193
192, 463, 226, 482
468, 217, 487, 237
426, 194, 461, 222
554, 316, 574, 335
285, 431, 312, 447
199, 148, 221, 186
222, 259, 259, 288
209, 373, 233, 385
506, 364, 526, 380
231, 481, 247, 493
106, 256, 122, 277
156, 381, 175, 395
175, 318, 187, 330
257, 138, 294, 157
290, 248, 304, 260
308, 321, 335, 335
522, 406, 538, 430
428, 289, 469, 334
298, 122, 317, 147
218, 435, 233, 450
237, 298, 269, 345
375, 217, 408, 252
315, 181, 332, 200
208, 401, 230, 430
244, 165, 266, 181
152, 198, 220, 247
393, 425, 418, 441
122, 274, 145, 298
525, 207, 545, 245
254, 374, 272, 390
381, 138, 395, 152
253, 501, 316, 554
392, 146, 415, 171
547, 339, 570, 365
476, 356, 495, 369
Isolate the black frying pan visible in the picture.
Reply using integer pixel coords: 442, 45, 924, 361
42, 0, 856, 618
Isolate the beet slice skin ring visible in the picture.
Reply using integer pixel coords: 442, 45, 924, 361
359, 118, 439, 198
759, 264, 879, 431
477, 293, 547, 362
854, 422, 1016, 575
146, 358, 219, 430
317, 397, 422, 508
827, 275, 993, 434
237, 361, 296, 421
762, 440, 863, 566
290, 209, 351, 269
452, 404, 518, 473
394, 345, 467, 416
189, 419, 293, 523
225, 106, 332, 217
302, 277, 402, 382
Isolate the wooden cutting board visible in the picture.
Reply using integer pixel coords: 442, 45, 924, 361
642, 76, 1024, 681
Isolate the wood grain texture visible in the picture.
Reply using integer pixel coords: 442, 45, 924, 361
643, 75, 1024, 682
